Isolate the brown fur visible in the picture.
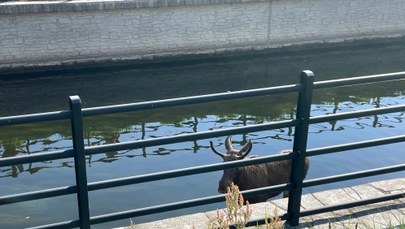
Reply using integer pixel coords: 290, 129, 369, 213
211, 137, 310, 204
224, 155, 310, 203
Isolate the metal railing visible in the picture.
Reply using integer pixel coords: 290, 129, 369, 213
0, 70, 404, 228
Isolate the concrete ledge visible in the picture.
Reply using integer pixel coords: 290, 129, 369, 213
125, 178, 405, 228
0, 0, 266, 14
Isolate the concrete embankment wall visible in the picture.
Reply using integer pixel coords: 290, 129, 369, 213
1, 0, 405, 69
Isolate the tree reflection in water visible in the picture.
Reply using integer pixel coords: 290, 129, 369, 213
1, 88, 404, 179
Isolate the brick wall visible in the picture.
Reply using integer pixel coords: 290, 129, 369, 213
1, 0, 405, 69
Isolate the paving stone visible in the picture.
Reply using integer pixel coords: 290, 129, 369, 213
370, 179, 405, 194
350, 184, 385, 199
248, 202, 279, 221
300, 193, 326, 210
312, 188, 358, 206
121, 179, 405, 229
132, 213, 209, 229
270, 198, 289, 212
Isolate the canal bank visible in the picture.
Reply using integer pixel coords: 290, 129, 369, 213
126, 178, 405, 228
1, 0, 405, 72
1, 35, 405, 77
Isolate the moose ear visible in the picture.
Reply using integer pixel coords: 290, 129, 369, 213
239, 140, 253, 159
225, 136, 233, 151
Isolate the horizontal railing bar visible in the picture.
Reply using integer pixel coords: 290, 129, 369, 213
27, 220, 80, 229
90, 183, 293, 225
88, 153, 295, 191
314, 71, 405, 89
310, 104, 405, 124
303, 163, 405, 188
0, 110, 71, 127
89, 194, 224, 225
0, 186, 76, 206
85, 119, 297, 155
239, 183, 293, 199
0, 149, 74, 167
82, 84, 302, 116
307, 135, 405, 157
299, 191, 405, 218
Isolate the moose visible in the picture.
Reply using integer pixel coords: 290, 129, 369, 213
210, 136, 310, 204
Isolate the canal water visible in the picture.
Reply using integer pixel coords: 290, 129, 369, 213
1, 39, 405, 228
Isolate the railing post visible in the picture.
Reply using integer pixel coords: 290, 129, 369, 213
70, 95, 91, 229
287, 70, 314, 226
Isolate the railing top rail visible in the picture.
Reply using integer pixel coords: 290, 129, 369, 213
0, 110, 71, 127
314, 71, 405, 89
0, 83, 300, 126
1, 70, 404, 126
82, 83, 302, 116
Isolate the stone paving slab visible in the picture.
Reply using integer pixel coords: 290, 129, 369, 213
121, 178, 405, 229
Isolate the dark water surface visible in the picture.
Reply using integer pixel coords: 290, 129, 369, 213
1, 39, 405, 228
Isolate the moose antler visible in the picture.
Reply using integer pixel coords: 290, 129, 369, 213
211, 137, 253, 159
210, 141, 226, 159
239, 140, 253, 159
225, 136, 234, 151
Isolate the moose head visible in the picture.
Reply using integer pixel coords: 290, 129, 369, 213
209, 136, 253, 193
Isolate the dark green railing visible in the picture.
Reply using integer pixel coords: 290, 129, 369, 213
0, 70, 404, 228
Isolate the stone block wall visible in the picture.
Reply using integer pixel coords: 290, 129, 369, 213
269, 0, 405, 44
1, 0, 405, 69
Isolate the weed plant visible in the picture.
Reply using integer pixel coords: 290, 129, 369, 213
208, 183, 283, 229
